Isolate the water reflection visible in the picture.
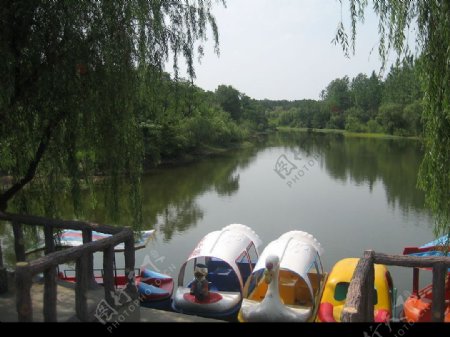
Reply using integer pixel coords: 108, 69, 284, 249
0, 132, 432, 271
141, 145, 262, 240
271, 131, 428, 216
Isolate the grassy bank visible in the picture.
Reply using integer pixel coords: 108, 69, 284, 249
277, 126, 421, 140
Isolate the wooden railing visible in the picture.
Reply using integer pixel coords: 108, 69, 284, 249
341, 250, 450, 322
0, 211, 138, 322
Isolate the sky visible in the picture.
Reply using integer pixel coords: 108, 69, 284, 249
175, 0, 395, 101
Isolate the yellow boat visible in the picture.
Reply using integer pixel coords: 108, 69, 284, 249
317, 258, 394, 322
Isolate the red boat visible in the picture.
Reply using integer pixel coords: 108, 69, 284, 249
402, 235, 450, 322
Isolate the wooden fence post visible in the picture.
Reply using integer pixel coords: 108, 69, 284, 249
44, 226, 55, 255
124, 229, 140, 322
365, 250, 375, 322
412, 267, 419, 295
15, 262, 33, 322
0, 239, 7, 294
43, 225, 57, 321
82, 228, 96, 288
431, 262, 446, 322
75, 253, 89, 321
0, 239, 3, 268
103, 245, 115, 307
124, 228, 138, 301
13, 222, 26, 262
341, 251, 374, 322
43, 266, 57, 322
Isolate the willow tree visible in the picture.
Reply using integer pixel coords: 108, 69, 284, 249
0, 0, 224, 226
335, 0, 449, 237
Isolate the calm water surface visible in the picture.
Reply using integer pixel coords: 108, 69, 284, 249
130, 131, 435, 298
2, 131, 435, 301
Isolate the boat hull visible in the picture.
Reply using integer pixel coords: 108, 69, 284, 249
402, 284, 450, 322
172, 286, 242, 319
238, 298, 314, 322
58, 268, 174, 306
138, 269, 174, 302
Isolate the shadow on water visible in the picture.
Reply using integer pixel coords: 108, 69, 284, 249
140, 144, 262, 241
0, 142, 264, 267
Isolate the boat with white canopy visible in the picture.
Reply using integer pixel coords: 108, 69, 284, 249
172, 224, 261, 319
238, 231, 326, 322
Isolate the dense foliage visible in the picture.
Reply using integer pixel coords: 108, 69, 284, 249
0, 0, 267, 224
138, 72, 269, 168
0, 0, 226, 225
269, 59, 423, 137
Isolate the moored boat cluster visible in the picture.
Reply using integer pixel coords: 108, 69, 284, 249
58, 226, 450, 322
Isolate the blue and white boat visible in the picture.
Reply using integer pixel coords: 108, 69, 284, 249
172, 224, 262, 319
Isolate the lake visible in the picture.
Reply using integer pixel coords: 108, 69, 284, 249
1, 130, 436, 308
129, 131, 435, 303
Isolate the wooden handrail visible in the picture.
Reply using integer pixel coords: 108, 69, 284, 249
0, 211, 122, 234
341, 250, 450, 322
25, 229, 131, 275
1, 211, 137, 322
373, 252, 450, 268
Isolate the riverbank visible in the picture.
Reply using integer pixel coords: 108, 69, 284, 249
146, 132, 271, 171
152, 143, 242, 169
277, 126, 421, 140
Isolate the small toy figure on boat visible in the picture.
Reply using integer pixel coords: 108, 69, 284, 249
172, 224, 262, 319
190, 264, 209, 301
238, 231, 327, 322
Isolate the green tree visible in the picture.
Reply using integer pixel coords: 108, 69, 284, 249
382, 58, 422, 105
377, 103, 407, 135
311, 104, 330, 129
345, 107, 367, 132
215, 84, 242, 121
323, 76, 352, 114
240, 94, 268, 131
336, 0, 449, 236
0, 1, 224, 225
350, 71, 382, 121
403, 100, 423, 136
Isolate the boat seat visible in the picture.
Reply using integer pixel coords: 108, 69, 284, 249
294, 279, 313, 307
207, 268, 240, 292
206, 259, 229, 273
279, 282, 296, 305
215, 267, 232, 275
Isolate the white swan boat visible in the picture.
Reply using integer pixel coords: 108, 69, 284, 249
172, 224, 262, 319
238, 231, 327, 322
